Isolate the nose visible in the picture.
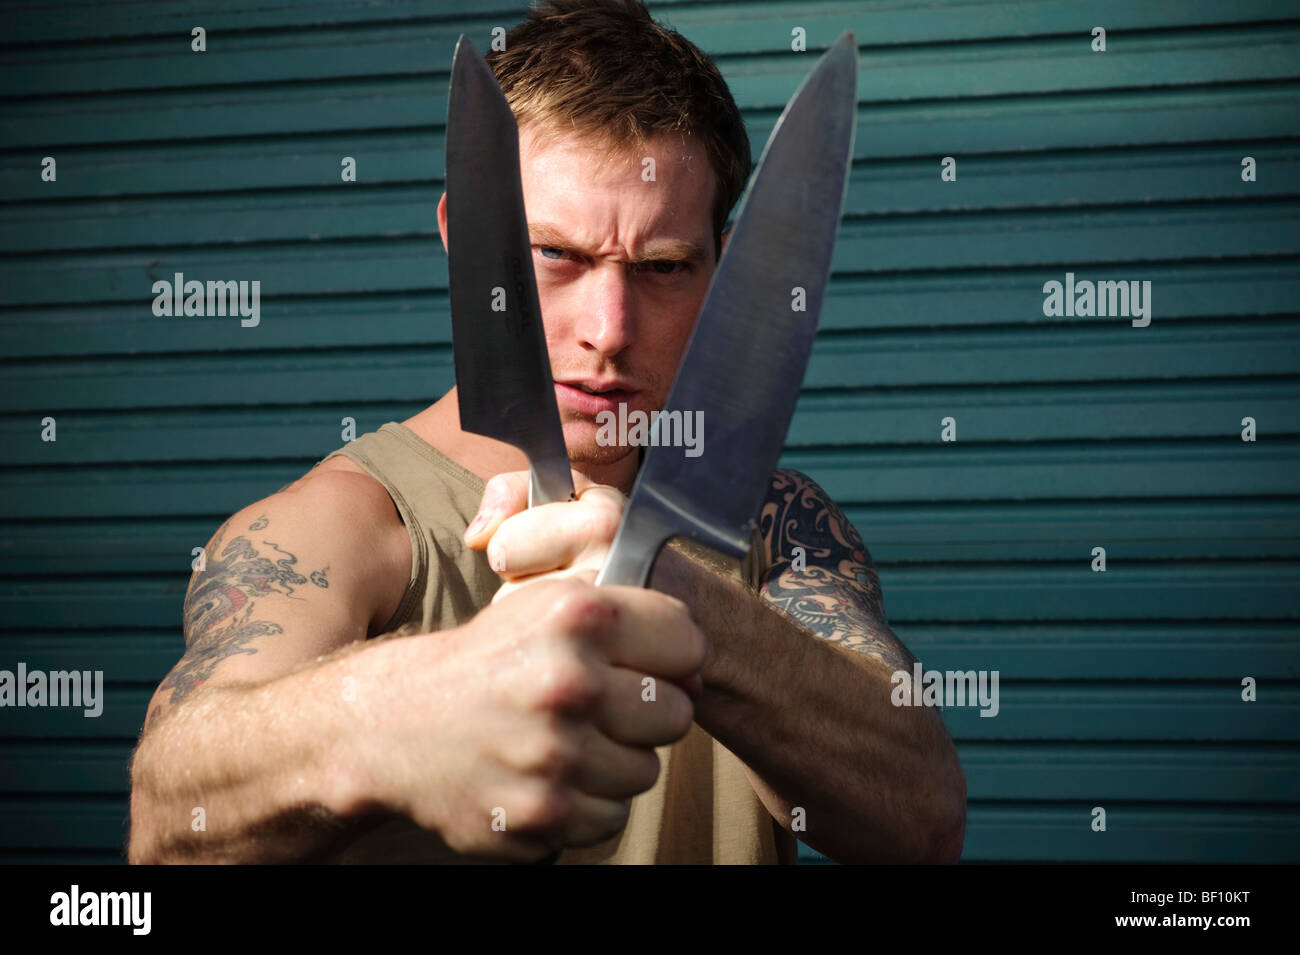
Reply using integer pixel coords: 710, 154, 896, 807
573, 263, 636, 359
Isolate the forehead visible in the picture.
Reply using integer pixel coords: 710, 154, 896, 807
516, 125, 716, 248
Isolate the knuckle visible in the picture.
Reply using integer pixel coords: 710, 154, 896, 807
521, 724, 584, 777
583, 500, 623, 543
514, 784, 573, 833
530, 656, 603, 714
547, 581, 613, 637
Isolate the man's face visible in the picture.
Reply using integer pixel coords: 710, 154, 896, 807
517, 126, 719, 468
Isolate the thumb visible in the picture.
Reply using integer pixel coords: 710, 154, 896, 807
464, 471, 530, 547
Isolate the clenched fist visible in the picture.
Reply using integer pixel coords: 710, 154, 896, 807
355, 573, 706, 861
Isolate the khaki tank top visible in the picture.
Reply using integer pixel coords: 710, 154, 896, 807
316, 422, 797, 865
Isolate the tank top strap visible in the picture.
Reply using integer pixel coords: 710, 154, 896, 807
318, 422, 489, 634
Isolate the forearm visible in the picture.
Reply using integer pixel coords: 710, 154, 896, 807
653, 543, 966, 863
127, 641, 385, 864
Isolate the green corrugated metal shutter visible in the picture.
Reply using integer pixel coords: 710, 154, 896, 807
1, 0, 1297, 863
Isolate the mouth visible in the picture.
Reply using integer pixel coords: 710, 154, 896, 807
555, 380, 639, 416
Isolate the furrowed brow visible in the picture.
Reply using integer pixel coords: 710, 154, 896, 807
633, 239, 708, 264
529, 222, 707, 264
529, 223, 577, 251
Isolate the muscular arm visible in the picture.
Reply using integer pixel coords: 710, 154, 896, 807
127, 471, 409, 863
653, 468, 966, 863
160, 514, 331, 708
757, 470, 914, 668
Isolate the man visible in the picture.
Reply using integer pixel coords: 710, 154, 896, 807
127, 0, 965, 864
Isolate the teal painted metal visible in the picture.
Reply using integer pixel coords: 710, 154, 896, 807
1, 0, 1298, 864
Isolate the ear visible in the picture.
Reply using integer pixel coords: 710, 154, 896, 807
437, 192, 449, 254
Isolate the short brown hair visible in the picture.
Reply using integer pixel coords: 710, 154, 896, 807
487, 0, 751, 246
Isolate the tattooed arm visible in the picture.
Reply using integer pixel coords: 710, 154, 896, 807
652, 468, 965, 863
758, 469, 915, 669
159, 516, 331, 707
127, 468, 412, 862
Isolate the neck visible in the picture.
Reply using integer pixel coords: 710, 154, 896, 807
405, 389, 641, 495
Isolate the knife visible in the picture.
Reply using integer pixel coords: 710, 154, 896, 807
446, 35, 576, 868
445, 36, 574, 508
595, 32, 858, 587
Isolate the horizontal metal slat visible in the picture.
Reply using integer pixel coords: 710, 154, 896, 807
5, 87, 1297, 205
788, 379, 1300, 446
4, 498, 1299, 578
881, 562, 1300, 622
2, 378, 1297, 461
783, 440, 1300, 503
4, 739, 1297, 803
0, 683, 1295, 740
2, 562, 1298, 627
903, 623, 1300, 679
3, 202, 1297, 307
0, 797, 129, 851
1, 621, 1295, 680
959, 805, 1300, 862
8, 19, 1300, 107
1, 800, 1295, 860
3, 0, 1291, 48
5, 28, 1299, 150
853, 500, 1300, 563
1, 263, 1295, 360
5, 330, 1299, 419
0, 634, 183, 682
8, 143, 1300, 255
809, 318, 1300, 388
2, 441, 1296, 518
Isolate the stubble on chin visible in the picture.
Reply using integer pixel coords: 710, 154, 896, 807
562, 418, 632, 465
559, 416, 642, 492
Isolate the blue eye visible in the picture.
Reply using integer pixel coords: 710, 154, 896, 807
539, 246, 565, 259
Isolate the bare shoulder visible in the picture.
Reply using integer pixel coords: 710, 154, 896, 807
257, 457, 413, 634
147, 457, 411, 722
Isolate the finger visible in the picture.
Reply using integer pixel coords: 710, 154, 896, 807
494, 782, 631, 853
574, 484, 627, 514
599, 588, 707, 682
557, 791, 633, 850
464, 471, 530, 547
485, 503, 583, 577
591, 664, 695, 748
486, 494, 623, 578
492, 567, 598, 605
570, 468, 617, 498
566, 723, 662, 799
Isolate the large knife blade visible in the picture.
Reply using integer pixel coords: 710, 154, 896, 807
596, 32, 858, 587
445, 36, 573, 507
